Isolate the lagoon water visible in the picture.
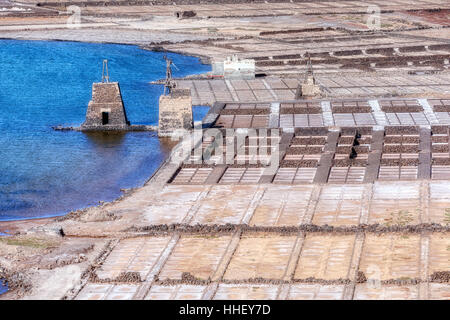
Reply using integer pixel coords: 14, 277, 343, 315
0, 40, 211, 221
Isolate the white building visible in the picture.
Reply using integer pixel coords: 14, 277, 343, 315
212, 55, 255, 80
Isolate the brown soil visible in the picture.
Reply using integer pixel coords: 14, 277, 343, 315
341, 127, 372, 135
280, 160, 318, 168
432, 158, 450, 165
338, 136, 355, 144
385, 136, 420, 143
129, 223, 450, 236
356, 271, 367, 283
333, 49, 364, 56
385, 126, 420, 134
366, 48, 395, 55
336, 146, 353, 154
381, 106, 424, 113
380, 159, 419, 166
354, 146, 369, 153
432, 144, 449, 153
294, 128, 329, 136
286, 146, 323, 155
333, 158, 367, 167
428, 44, 450, 51
259, 27, 330, 36
399, 46, 426, 53
430, 271, 450, 283
431, 126, 449, 134
432, 105, 450, 112
291, 137, 327, 145
0, 267, 32, 295
383, 145, 419, 153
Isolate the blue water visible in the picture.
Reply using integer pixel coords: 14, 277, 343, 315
0, 40, 211, 221
0, 280, 7, 296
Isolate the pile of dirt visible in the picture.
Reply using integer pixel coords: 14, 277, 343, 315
430, 271, 450, 283
432, 105, 450, 112
268, 54, 450, 69
280, 160, 318, 168
272, 54, 302, 60
291, 277, 351, 285
155, 272, 209, 286
385, 135, 420, 143
256, 60, 284, 67
228, 163, 269, 168
309, 52, 332, 58
431, 135, 449, 144
333, 159, 367, 167
223, 277, 286, 285
333, 49, 364, 56
286, 146, 323, 155
291, 137, 327, 145
432, 144, 449, 153
294, 127, 329, 136
366, 48, 395, 55
356, 271, 367, 283
431, 126, 449, 134
179, 162, 214, 169
286, 60, 307, 66
341, 127, 373, 135
128, 223, 450, 236
432, 158, 450, 165
81, 240, 117, 282
336, 145, 353, 154
428, 44, 450, 51
385, 126, 420, 135
260, 27, 330, 36
381, 105, 423, 113
115, 272, 142, 283
383, 144, 419, 153
338, 136, 355, 144
382, 278, 421, 285
380, 158, 419, 166
399, 46, 426, 53
354, 146, 369, 153
175, 10, 196, 19
0, 266, 32, 295
280, 107, 322, 114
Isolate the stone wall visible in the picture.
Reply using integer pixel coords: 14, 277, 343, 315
158, 89, 193, 137
81, 82, 130, 131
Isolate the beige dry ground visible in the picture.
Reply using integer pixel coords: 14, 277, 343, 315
0, 0, 449, 300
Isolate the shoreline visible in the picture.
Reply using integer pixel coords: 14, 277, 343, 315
0, 37, 211, 229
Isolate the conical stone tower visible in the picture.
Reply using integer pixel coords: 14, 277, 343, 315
81, 60, 130, 131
